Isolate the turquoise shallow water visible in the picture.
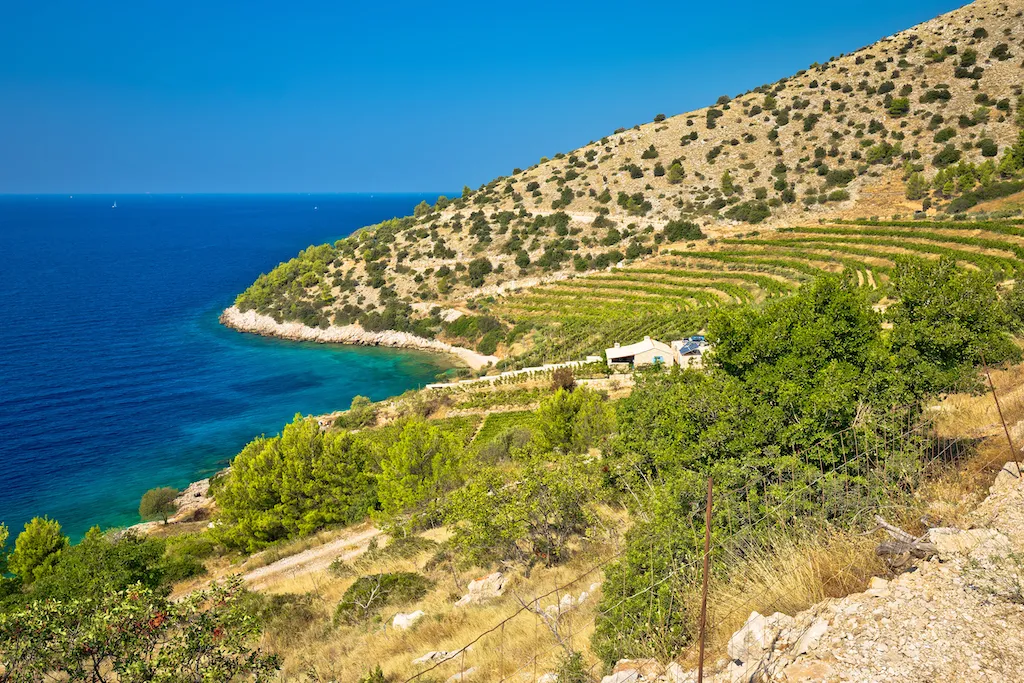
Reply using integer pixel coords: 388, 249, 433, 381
0, 194, 449, 540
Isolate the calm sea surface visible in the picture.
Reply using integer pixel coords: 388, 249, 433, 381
0, 194, 449, 540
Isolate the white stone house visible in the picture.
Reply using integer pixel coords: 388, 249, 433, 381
605, 336, 675, 368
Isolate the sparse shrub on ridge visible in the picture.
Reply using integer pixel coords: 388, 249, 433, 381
334, 572, 432, 625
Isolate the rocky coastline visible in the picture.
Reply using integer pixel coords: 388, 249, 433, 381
219, 306, 499, 371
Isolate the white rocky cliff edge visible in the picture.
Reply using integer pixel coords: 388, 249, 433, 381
220, 306, 499, 371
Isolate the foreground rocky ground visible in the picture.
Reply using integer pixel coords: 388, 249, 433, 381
607, 461, 1024, 683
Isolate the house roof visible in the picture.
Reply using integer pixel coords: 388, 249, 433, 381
606, 336, 673, 361
674, 340, 704, 355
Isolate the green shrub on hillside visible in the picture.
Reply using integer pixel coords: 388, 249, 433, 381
724, 200, 771, 224
139, 486, 179, 524
933, 145, 962, 168
25, 527, 204, 604
888, 97, 910, 116
334, 572, 432, 625
7, 517, 68, 585
0, 578, 279, 680
887, 256, 1019, 395
534, 388, 615, 455
467, 257, 493, 287
447, 453, 595, 567
663, 219, 705, 242
335, 395, 377, 429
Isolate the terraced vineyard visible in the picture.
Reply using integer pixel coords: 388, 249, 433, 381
487, 218, 1023, 367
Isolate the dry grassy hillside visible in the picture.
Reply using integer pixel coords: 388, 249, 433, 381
231, 0, 1024, 366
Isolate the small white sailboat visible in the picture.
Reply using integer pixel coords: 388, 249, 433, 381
112, 201, 117, 208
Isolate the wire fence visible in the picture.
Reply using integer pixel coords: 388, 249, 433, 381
401, 382, 1023, 683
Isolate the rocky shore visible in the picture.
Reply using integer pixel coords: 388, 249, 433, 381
219, 306, 499, 370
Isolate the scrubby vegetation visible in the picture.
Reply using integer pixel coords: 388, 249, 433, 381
334, 572, 433, 625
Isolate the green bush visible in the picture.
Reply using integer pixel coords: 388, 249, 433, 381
724, 200, 771, 224
334, 572, 432, 625
477, 330, 502, 355
534, 388, 615, 455
376, 419, 467, 527
467, 257, 493, 287
663, 219, 705, 242
825, 169, 856, 187
0, 578, 279, 679
26, 528, 167, 603
947, 181, 1024, 213
979, 139, 999, 157
888, 256, 1019, 395
336, 395, 377, 429
556, 651, 593, 683
933, 145, 962, 168
447, 454, 595, 567
887, 97, 910, 116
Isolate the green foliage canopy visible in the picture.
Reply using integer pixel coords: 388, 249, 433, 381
213, 415, 377, 551
139, 487, 179, 524
0, 577, 278, 680
887, 256, 1019, 395
376, 419, 467, 527
533, 388, 615, 455
8, 517, 69, 585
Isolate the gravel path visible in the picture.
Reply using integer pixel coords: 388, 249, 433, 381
243, 525, 383, 590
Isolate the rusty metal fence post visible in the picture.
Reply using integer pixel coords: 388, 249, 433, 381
980, 350, 1021, 476
697, 476, 713, 683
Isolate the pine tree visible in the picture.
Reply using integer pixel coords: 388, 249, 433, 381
721, 170, 737, 196
667, 161, 685, 185
905, 172, 927, 200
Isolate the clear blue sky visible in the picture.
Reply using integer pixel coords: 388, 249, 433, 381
0, 1, 964, 194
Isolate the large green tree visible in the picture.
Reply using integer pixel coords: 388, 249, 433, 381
376, 419, 465, 527
887, 256, 1019, 395
709, 274, 888, 443
213, 415, 377, 551
139, 487, 179, 524
25, 528, 190, 604
447, 454, 596, 568
533, 387, 615, 454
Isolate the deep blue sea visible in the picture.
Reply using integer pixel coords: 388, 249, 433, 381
0, 194, 450, 541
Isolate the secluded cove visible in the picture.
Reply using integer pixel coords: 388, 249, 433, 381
0, 194, 449, 540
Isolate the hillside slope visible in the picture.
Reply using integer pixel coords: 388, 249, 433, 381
228, 0, 1024, 365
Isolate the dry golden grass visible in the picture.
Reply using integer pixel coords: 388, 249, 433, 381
971, 189, 1024, 215
677, 530, 885, 668
250, 506, 627, 682
933, 363, 1024, 441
